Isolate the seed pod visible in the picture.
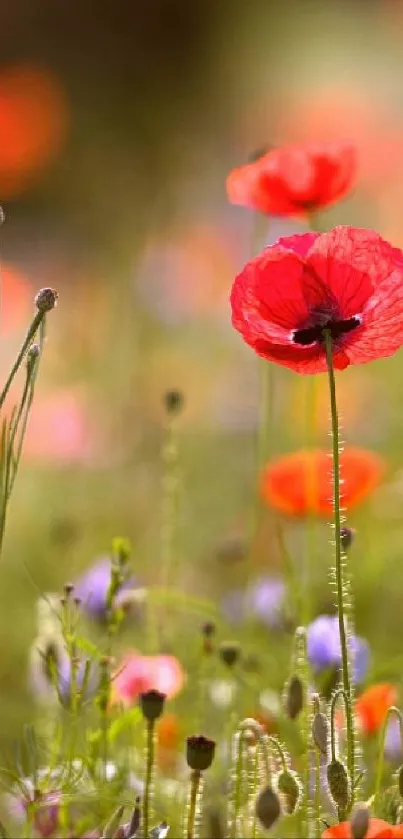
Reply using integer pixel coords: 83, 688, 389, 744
350, 803, 370, 839
312, 711, 329, 756
277, 769, 301, 815
285, 675, 303, 720
219, 641, 241, 668
255, 785, 281, 830
35, 287, 58, 312
186, 735, 216, 771
139, 689, 166, 722
327, 759, 350, 811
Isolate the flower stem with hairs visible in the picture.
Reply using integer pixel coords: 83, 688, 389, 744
374, 705, 403, 809
185, 769, 202, 839
143, 719, 155, 838
324, 330, 355, 807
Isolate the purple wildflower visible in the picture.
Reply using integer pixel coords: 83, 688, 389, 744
307, 615, 370, 683
384, 716, 403, 762
73, 556, 136, 620
221, 576, 285, 629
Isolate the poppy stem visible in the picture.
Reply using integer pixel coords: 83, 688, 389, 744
185, 769, 202, 839
323, 330, 355, 810
143, 719, 155, 839
374, 705, 403, 810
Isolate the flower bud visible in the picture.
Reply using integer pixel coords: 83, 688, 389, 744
201, 621, 215, 638
327, 759, 350, 811
186, 735, 216, 771
35, 287, 58, 312
341, 526, 356, 552
284, 675, 303, 720
219, 641, 241, 668
255, 785, 281, 830
26, 343, 40, 373
312, 711, 329, 756
163, 389, 184, 414
277, 768, 301, 815
140, 689, 166, 722
350, 803, 370, 839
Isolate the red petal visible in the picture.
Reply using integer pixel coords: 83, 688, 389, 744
306, 226, 378, 317
307, 144, 357, 208
277, 231, 319, 258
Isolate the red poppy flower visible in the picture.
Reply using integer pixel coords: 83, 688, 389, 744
230, 226, 403, 374
355, 683, 397, 736
226, 142, 356, 217
0, 65, 68, 197
260, 448, 385, 517
322, 818, 403, 838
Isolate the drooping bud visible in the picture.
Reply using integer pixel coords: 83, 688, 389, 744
327, 759, 350, 811
26, 343, 40, 373
35, 287, 58, 312
284, 675, 303, 720
219, 641, 241, 668
163, 389, 184, 415
312, 711, 329, 756
255, 785, 281, 831
341, 526, 356, 552
186, 735, 216, 771
140, 689, 166, 722
277, 768, 301, 815
350, 803, 370, 839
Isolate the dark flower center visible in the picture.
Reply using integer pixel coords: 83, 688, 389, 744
293, 315, 361, 347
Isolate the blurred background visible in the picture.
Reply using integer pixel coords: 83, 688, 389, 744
1, 0, 403, 740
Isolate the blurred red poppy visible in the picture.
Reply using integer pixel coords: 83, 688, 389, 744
260, 448, 385, 517
24, 389, 96, 464
0, 65, 68, 197
322, 818, 403, 838
111, 651, 185, 707
226, 142, 356, 217
273, 84, 403, 193
355, 683, 397, 736
156, 713, 182, 773
230, 226, 403, 374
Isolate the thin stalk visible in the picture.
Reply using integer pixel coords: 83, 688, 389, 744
374, 705, 403, 810
143, 719, 155, 838
185, 769, 202, 839
314, 745, 321, 839
230, 732, 245, 839
323, 329, 355, 807
0, 310, 44, 409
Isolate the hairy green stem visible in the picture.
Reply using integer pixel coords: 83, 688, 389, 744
186, 769, 202, 839
374, 705, 403, 809
231, 730, 247, 839
324, 330, 355, 807
143, 719, 155, 838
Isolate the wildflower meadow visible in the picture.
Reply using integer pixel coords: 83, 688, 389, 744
4, 2, 403, 838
